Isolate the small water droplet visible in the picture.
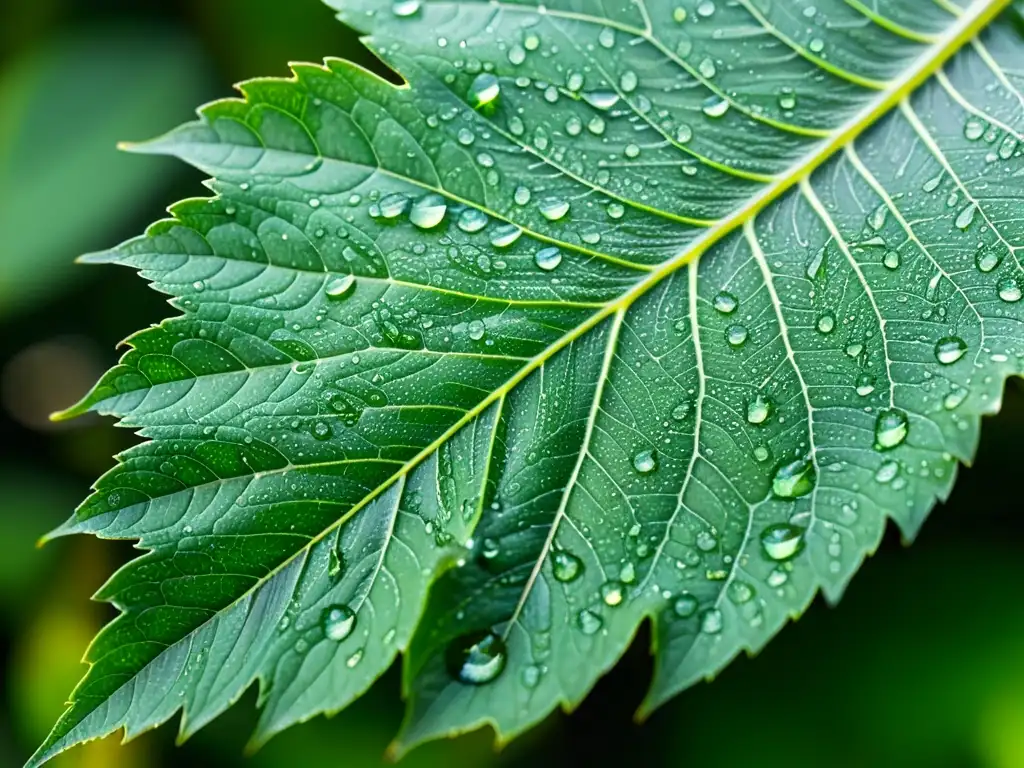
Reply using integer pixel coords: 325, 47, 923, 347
378, 192, 410, 218
312, 421, 332, 441
934, 336, 967, 365
457, 208, 489, 233
855, 374, 876, 397
816, 313, 835, 334
467, 320, 486, 341
701, 95, 729, 118
633, 449, 657, 474
676, 124, 693, 144
601, 581, 625, 607
322, 604, 357, 641
619, 71, 638, 93
698, 57, 717, 78
777, 87, 797, 111
874, 408, 909, 450
867, 202, 888, 232
964, 118, 986, 141
598, 27, 616, 48
760, 523, 805, 561
976, 250, 1001, 273
391, 0, 421, 16
875, 461, 899, 484
490, 224, 522, 248
446, 630, 507, 685
583, 90, 620, 110
883, 250, 900, 270
954, 203, 977, 230
997, 277, 1022, 303
700, 608, 723, 634
772, 458, 815, 499
696, 1, 716, 17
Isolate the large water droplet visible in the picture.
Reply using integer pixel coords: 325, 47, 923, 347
726, 324, 748, 347
410, 194, 447, 229
552, 550, 583, 582
673, 593, 698, 618
633, 449, 658, 474
772, 458, 815, 499
378, 192, 410, 218
322, 604, 357, 641
469, 73, 500, 109
701, 95, 730, 118
935, 336, 967, 365
446, 630, 507, 685
457, 208, 489, 233
874, 408, 909, 450
539, 197, 570, 221
746, 394, 772, 425
760, 523, 805, 561
535, 247, 563, 272
391, 0, 421, 16
583, 90, 620, 110
577, 609, 603, 635
713, 291, 738, 314
325, 274, 357, 301
601, 580, 625, 607
997, 277, 1022, 303
490, 224, 522, 248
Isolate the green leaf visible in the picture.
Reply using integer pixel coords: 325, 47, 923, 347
0, 27, 211, 317
31, 0, 1024, 764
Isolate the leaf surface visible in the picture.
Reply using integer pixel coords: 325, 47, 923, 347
32, 0, 1024, 763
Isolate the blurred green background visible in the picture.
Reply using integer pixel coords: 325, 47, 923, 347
1, 2, 1022, 767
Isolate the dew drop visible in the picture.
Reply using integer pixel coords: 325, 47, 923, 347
954, 203, 977, 230
875, 461, 899, 484
578, 609, 603, 635
446, 630, 507, 685
883, 250, 900, 270
934, 336, 967, 365
675, 124, 693, 144
701, 95, 730, 118
976, 250, 1001, 273
874, 408, 909, 450
469, 73, 500, 109
325, 274, 357, 301
964, 118, 986, 141
698, 57, 717, 79
997, 277, 1022, 303
746, 394, 772, 425
760, 523, 805, 561
598, 27, 616, 48
490, 224, 522, 248
713, 291, 738, 314
777, 87, 797, 111
633, 449, 658, 474
457, 208, 489, 233
514, 186, 532, 206
378, 192, 410, 218
467, 320, 486, 341
619, 71, 638, 93
391, 0, 421, 16
583, 90, 620, 111
535, 247, 563, 272
867, 202, 888, 232
725, 324, 748, 347
601, 581, 625, 607
673, 593, 698, 618
816, 312, 835, 334
539, 197, 570, 221
409, 194, 447, 229
322, 604, 357, 641
772, 458, 815, 499
552, 550, 583, 582
855, 374, 876, 397
696, 1, 716, 17
700, 608, 723, 634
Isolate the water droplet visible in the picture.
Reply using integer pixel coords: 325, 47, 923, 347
935, 336, 967, 365
964, 118, 986, 141
619, 71, 638, 93
997, 277, 1022, 303
695, 530, 717, 551
675, 124, 693, 144
976, 250, 1001, 273
552, 550, 583, 582
457, 208, 489, 233
312, 421, 332, 441
883, 250, 900, 270
855, 374, 876, 397
696, 1, 716, 17
633, 449, 657, 474
728, 581, 754, 605
922, 173, 943, 193
391, 0, 421, 16
535, 247, 563, 272
777, 87, 797, 110
601, 581, 625, 607
944, 388, 968, 410
875, 461, 899, 484
701, 95, 730, 118
514, 186, 531, 206
539, 197, 570, 221
671, 402, 691, 420
700, 608, 723, 634
607, 202, 625, 219
746, 394, 772, 425
954, 203, 977, 230
410, 194, 447, 229
713, 291, 738, 314
521, 665, 542, 688
378, 192, 410, 218
446, 630, 507, 685
772, 458, 815, 499
322, 604, 357, 641
698, 57, 717, 79
806, 246, 825, 280
598, 26, 616, 48
726, 324, 748, 347
490, 224, 522, 248
867, 202, 888, 232
760, 523, 805, 561
816, 313, 835, 334
672, 593, 698, 618
874, 408, 909, 450
808, 38, 825, 53
583, 90, 620, 111
469, 73, 500, 109
467, 320, 486, 341
577, 609, 603, 635
325, 274, 357, 301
